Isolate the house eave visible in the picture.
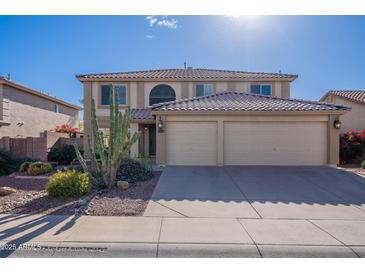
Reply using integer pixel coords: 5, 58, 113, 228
151, 110, 350, 116
76, 77, 297, 83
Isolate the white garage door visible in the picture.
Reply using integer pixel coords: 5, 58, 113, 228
166, 122, 217, 165
224, 122, 327, 165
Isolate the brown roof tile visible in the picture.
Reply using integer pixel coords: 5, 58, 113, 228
322, 90, 365, 105
131, 108, 154, 121
151, 91, 351, 113
76, 68, 297, 80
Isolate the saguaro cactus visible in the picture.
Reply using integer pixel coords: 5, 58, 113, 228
75, 86, 141, 188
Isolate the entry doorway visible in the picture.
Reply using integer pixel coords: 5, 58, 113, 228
148, 124, 156, 156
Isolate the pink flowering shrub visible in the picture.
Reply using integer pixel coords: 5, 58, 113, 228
54, 124, 80, 134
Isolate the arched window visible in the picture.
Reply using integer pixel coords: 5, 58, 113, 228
149, 84, 176, 105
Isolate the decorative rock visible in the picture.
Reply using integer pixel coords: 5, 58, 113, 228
0, 187, 17, 196
117, 180, 129, 190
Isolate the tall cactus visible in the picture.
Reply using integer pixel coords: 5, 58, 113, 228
75, 85, 141, 188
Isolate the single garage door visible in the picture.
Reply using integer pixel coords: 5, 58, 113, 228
166, 121, 217, 165
224, 121, 327, 165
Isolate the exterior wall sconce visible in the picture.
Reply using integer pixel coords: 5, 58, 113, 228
158, 117, 164, 133
333, 118, 341, 129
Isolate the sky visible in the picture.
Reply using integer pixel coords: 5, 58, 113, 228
0, 15, 364, 108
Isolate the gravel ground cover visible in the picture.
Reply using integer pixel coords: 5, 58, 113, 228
0, 172, 160, 216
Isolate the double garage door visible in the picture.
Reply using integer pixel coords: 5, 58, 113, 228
166, 120, 327, 166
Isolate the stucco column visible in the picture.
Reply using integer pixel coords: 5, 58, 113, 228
156, 115, 166, 165
328, 115, 340, 165
217, 119, 224, 166
130, 122, 139, 158
83, 82, 92, 158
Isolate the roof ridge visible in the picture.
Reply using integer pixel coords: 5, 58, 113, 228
76, 68, 180, 77
76, 68, 298, 78
194, 68, 296, 77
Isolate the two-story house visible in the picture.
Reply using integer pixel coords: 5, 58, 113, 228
0, 76, 80, 138
77, 68, 349, 166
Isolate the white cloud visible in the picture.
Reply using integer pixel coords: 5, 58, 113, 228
145, 15, 178, 29
146, 15, 158, 27
145, 35, 154, 39
157, 18, 177, 29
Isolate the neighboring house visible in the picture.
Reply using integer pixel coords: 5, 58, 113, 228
320, 90, 365, 133
77, 67, 350, 166
0, 77, 80, 138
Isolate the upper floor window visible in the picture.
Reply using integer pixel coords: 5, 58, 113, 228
250, 84, 272, 96
196, 84, 214, 97
54, 104, 59, 113
101, 85, 127, 105
149, 84, 176, 105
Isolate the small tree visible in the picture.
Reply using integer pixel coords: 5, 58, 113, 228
74, 86, 141, 188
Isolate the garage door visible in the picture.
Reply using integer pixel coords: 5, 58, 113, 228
224, 122, 327, 165
166, 122, 217, 165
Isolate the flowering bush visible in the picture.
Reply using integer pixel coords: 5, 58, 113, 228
54, 124, 80, 134
340, 129, 365, 164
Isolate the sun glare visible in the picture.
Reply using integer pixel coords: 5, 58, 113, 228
225, 15, 258, 21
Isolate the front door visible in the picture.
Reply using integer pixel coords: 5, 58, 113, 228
148, 124, 156, 156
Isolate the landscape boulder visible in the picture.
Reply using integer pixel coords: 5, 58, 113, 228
0, 187, 17, 196
117, 180, 129, 190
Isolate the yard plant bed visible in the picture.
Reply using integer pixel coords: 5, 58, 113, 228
0, 172, 160, 216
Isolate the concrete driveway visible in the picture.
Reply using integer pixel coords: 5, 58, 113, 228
144, 166, 365, 219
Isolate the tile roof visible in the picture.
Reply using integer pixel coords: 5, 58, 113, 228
151, 91, 351, 113
131, 108, 154, 121
76, 68, 297, 80
321, 90, 365, 105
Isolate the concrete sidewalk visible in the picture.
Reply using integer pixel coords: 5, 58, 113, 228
0, 214, 364, 257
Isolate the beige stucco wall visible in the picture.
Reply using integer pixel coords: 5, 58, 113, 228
325, 96, 365, 133
0, 84, 79, 138
91, 80, 292, 115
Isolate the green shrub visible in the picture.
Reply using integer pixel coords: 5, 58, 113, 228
27, 162, 52, 176
361, 160, 365, 169
19, 161, 32, 172
48, 145, 80, 165
0, 149, 17, 176
46, 170, 90, 197
117, 158, 153, 183
0, 150, 35, 176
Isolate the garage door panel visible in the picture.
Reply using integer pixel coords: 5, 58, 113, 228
166, 122, 217, 165
224, 122, 327, 165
